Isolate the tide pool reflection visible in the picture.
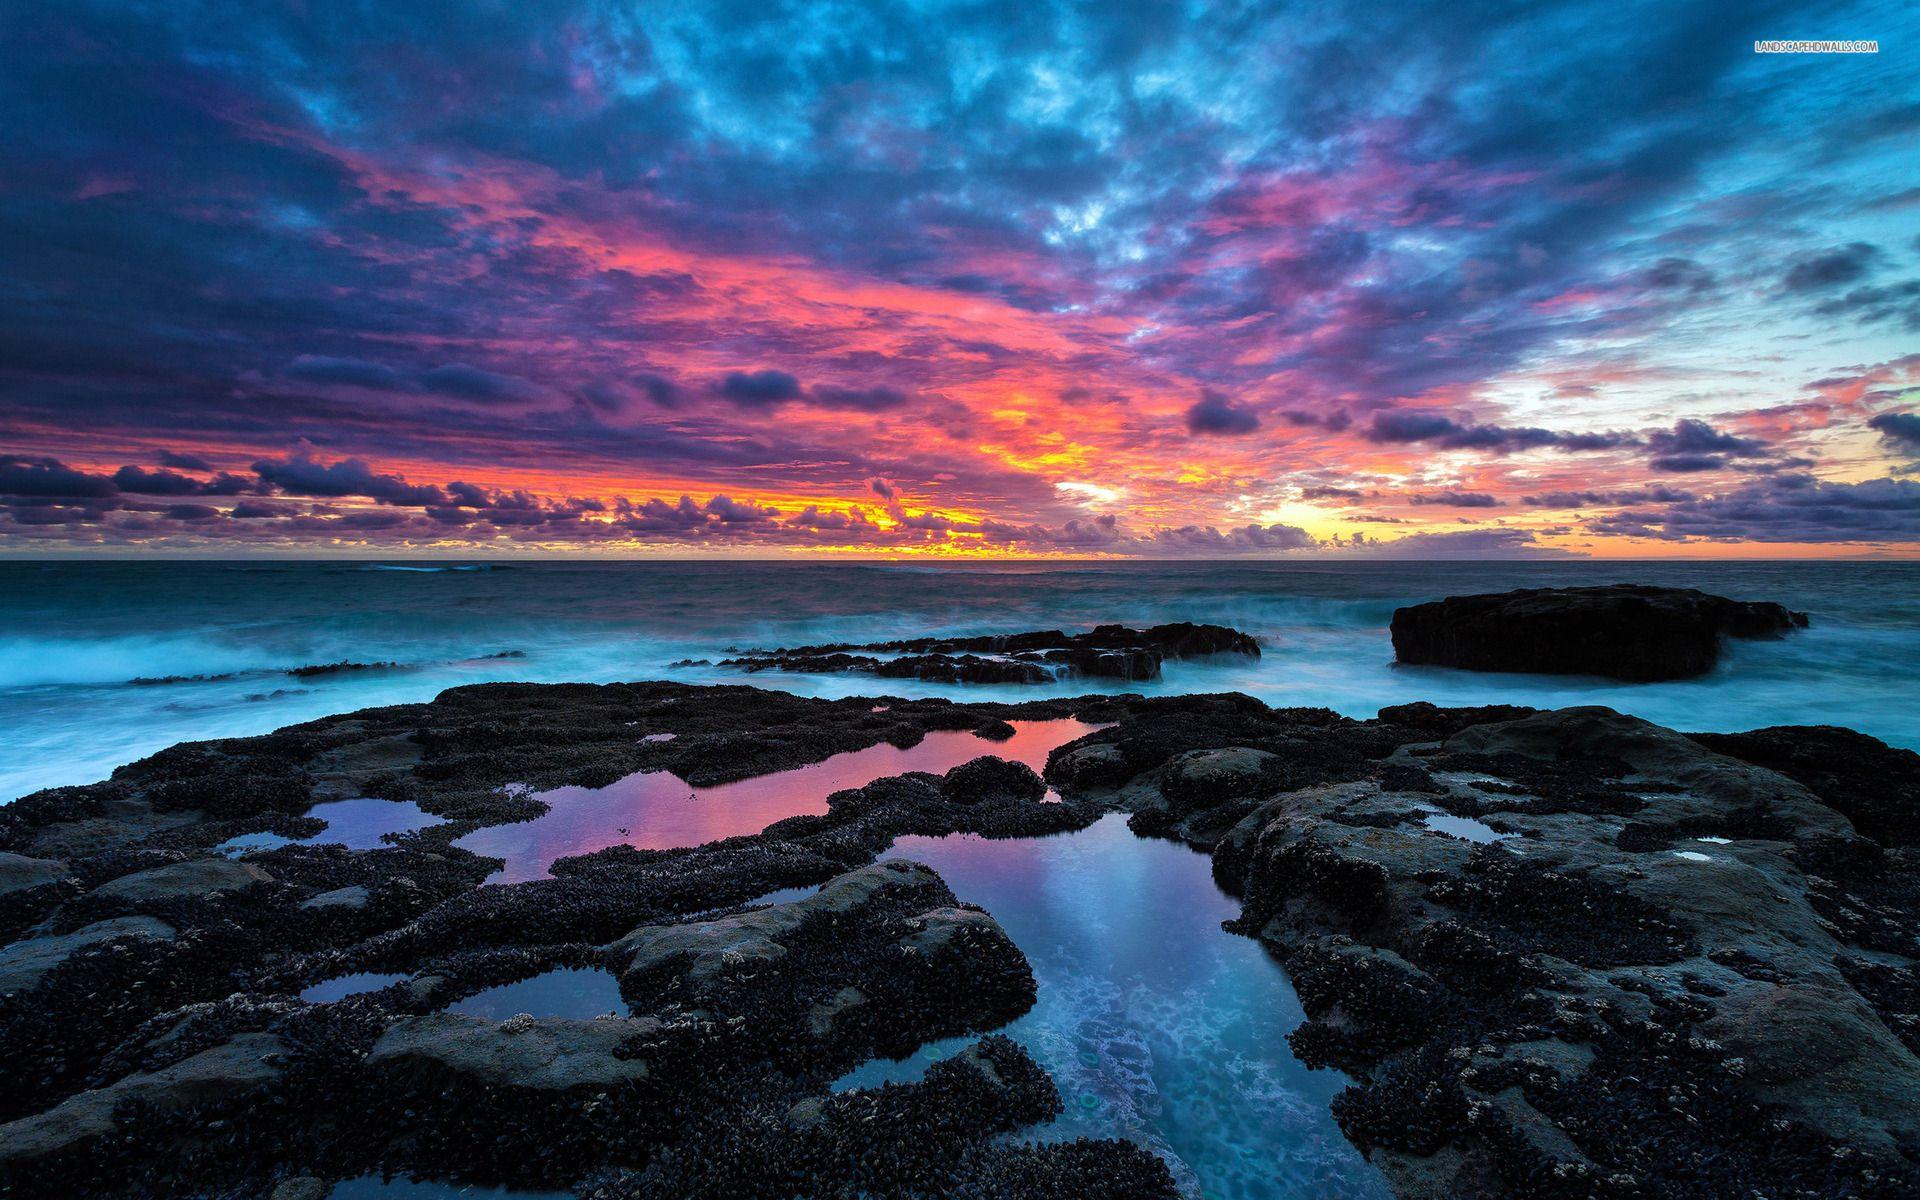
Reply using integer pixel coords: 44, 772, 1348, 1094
443, 967, 628, 1020
299, 972, 409, 1003
328, 1176, 568, 1199
455, 719, 1098, 884
837, 815, 1386, 1200
219, 797, 446, 856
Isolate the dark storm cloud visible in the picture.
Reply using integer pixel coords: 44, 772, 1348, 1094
717, 370, 805, 408
1152, 523, 1316, 551
980, 514, 1128, 550
1669, 424, 1765, 456
1871, 411, 1920, 452
1301, 485, 1366, 500
635, 374, 688, 409
1649, 453, 1731, 473
1589, 474, 1920, 543
1814, 281, 1920, 331
788, 505, 880, 531
1279, 410, 1352, 432
0, 457, 118, 499
1642, 419, 1771, 473
1523, 486, 1696, 506
712, 372, 911, 412
251, 453, 450, 507
1363, 412, 1633, 454
1641, 257, 1715, 293
1366, 412, 1456, 442
112, 466, 211, 496
157, 450, 213, 472
418, 364, 542, 404
1185, 391, 1260, 436
1779, 243, 1880, 292
286, 356, 411, 391
1408, 491, 1503, 507
704, 495, 779, 524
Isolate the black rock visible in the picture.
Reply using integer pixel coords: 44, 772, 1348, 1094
876, 654, 1053, 685
10, 675, 1914, 1200
1690, 724, 1920, 846
1390, 584, 1807, 681
717, 622, 1259, 686
941, 757, 1047, 805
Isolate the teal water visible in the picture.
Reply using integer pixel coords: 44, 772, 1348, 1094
5, 559, 1916, 801
219, 797, 445, 856
328, 1178, 568, 1199
839, 815, 1386, 1200
300, 972, 410, 1003
444, 968, 628, 1020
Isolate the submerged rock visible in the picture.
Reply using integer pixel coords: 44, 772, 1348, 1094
716, 621, 1260, 684
1390, 584, 1807, 681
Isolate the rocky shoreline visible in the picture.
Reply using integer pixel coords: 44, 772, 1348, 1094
1, 676, 1915, 1197
694, 621, 1261, 685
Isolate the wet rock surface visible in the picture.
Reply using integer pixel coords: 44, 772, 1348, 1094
709, 621, 1260, 684
1061, 701, 1919, 1198
0, 676, 1910, 1198
1391, 584, 1808, 681
0, 680, 1178, 1198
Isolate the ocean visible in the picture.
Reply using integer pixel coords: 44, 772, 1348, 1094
4, 558, 1916, 802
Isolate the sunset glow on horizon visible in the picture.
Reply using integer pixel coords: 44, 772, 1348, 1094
3, 2, 1918, 559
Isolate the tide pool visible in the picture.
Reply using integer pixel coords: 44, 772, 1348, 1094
838, 814, 1387, 1200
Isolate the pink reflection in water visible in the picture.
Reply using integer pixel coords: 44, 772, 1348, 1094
455, 719, 1100, 884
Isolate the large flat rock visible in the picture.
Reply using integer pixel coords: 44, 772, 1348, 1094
0, 852, 68, 896
0, 1033, 286, 1167
366, 1014, 654, 1090
0, 915, 176, 995
89, 858, 273, 903
612, 858, 946, 986
1391, 584, 1806, 681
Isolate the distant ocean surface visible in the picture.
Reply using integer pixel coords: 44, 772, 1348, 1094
3, 559, 1917, 801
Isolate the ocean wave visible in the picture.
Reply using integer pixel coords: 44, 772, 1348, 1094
356, 563, 509, 573
0, 637, 515, 691
0, 635, 291, 689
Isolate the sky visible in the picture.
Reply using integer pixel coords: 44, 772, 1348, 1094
2, 0, 1918, 559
